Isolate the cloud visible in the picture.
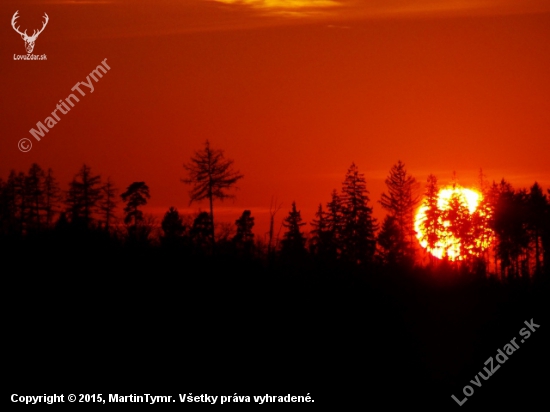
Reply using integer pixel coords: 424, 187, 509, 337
209, 0, 550, 20
35, 0, 115, 4
211, 0, 341, 17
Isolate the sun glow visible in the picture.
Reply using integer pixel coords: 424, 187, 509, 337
415, 186, 493, 261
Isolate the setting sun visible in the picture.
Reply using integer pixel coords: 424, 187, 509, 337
415, 186, 494, 261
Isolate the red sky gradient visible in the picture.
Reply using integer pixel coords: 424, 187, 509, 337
2, 0, 549, 240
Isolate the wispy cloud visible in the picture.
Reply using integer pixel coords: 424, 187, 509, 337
211, 0, 341, 17
209, 0, 550, 20
35, 0, 115, 4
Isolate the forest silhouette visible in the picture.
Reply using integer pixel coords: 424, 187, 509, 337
3, 142, 548, 407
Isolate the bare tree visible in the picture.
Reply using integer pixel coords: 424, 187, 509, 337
267, 196, 283, 256
182, 140, 243, 242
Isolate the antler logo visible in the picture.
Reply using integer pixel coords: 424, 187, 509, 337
11, 10, 49, 54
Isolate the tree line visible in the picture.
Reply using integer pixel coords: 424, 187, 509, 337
1, 141, 549, 279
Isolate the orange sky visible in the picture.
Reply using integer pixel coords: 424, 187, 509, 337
2, 0, 550, 240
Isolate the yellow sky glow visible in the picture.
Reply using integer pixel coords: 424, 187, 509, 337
213, 0, 339, 17
211, 0, 550, 20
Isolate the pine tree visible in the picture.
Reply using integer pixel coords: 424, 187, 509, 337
121, 182, 150, 227
233, 210, 255, 252
66, 164, 102, 228
379, 160, 419, 263
442, 188, 472, 261
44, 168, 61, 228
121, 182, 151, 244
339, 163, 377, 264
417, 174, 441, 263
162, 206, 185, 239
1, 172, 20, 235
190, 211, 213, 253
25, 163, 46, 232
527, 182, 547, 275
12, 171, 27, 235
161, 206, 187, 249
309, 204, 329, 256
0, 177, 15, 236
325, 189, 343, 258
490, 180, 529, 279
281, 201, 307, 259
377, 215, 406, 265
99, 177, 118, 231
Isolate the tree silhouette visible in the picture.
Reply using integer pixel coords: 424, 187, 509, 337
182, 140, 243, 242
545, 189, 550, 276
44, 168, 61, 228
441, 188, 472, 260
379, 160, 419, 264
99, 178, 118, 231
121, 182, 150, 228
190, 211, 213, 253
65, 164, 102, 229
310, 204, 330, 257
490, 180, 529, 279
25, 163, 46, 232
281, 201, 307, 259
325, 189, 344, 259
121, 181, 151, 245
0, 175, 17, 236
339, 163, 377, 264
527, 182, 547, 275
233, 210, 255, 253
377, 215, 408, 266
10, 171, 26, 235
417, 174, 441, 264
161, 206, 187, 249
162, 206, 185, 239
267, 197, 283, 257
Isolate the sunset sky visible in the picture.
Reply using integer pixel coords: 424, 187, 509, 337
2, 0, 549, 239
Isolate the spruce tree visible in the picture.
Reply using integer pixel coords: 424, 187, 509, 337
377, 215, 405, 265
25, 163, 46, 232
418, 174, 441, 263
527, 182, 547, 274
44, 168, 61, 228
99, 177, 118, 231
340, 163, 377, 264
121, 182, 151, 245
65, 164, 102, 228
233, 210, 255, 252
281, 201, 307, 259
379, 160, 419, 263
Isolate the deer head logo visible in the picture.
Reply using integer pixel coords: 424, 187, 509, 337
11, 11, 49, 54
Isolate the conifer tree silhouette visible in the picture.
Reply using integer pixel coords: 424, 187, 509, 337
25, 163, 46, 232
339, 163, 377, 264
44, 168, 61, 228
418, 174, 441, 265
233, 210, 255, 253
379, 160, 419, 263
99, 177, 118, 231
281, 201, 307, 259
121, 181, 150, 243
65, 164, 102, 229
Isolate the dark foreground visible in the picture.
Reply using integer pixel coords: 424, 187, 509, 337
5, 239, 549, 409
